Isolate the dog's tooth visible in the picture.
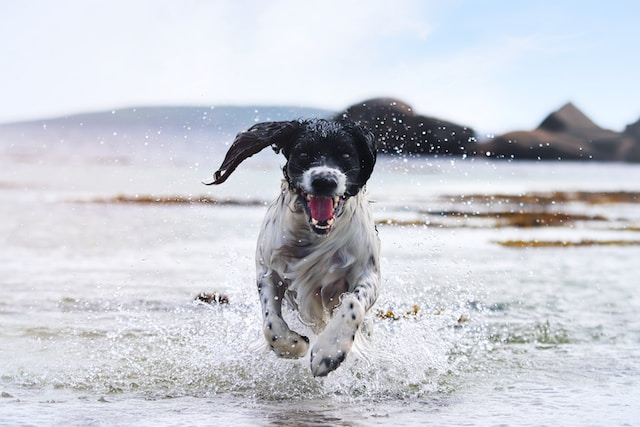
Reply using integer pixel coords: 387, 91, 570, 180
311, 218, 318, 226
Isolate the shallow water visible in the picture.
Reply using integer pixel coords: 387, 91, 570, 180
1, 135, 640, 425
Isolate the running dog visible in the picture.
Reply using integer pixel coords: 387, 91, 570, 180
205, 118, 380, 376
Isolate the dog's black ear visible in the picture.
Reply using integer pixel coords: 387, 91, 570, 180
204, 121, 302, 185
350, 122, 377, 186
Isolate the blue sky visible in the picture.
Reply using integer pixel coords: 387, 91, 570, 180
1, 0, 638, 134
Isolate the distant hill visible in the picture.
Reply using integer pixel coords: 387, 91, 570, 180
0, 105, 334, 141
481, 103, 640, 162
0, 102, 480, 160
0, 105, 335, 163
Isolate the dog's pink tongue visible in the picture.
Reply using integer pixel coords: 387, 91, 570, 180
309, 197, 334, 221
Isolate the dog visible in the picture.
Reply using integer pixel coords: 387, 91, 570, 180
204, 118, 380, 376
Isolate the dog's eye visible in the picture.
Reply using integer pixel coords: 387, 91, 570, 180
300, 152, 309, 159
342, 153, 351, 159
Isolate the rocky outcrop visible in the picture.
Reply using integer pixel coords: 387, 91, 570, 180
619, 118, 640, 162
481, 103, 640, 162
336, 97, 477, 155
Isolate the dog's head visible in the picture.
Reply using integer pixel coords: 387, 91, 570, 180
205, 119, 376, 234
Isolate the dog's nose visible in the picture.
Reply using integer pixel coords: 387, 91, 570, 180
311, 176, 338, 196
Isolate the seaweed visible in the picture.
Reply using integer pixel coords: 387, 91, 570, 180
444, 191, 640, 205
76, 194, 266, 206
496, 239, 640, 248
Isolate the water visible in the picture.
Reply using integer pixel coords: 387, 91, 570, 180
1, 132, 640, 426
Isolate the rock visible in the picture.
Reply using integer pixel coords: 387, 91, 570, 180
482, 102, 640, 162
336, 97, 476, 155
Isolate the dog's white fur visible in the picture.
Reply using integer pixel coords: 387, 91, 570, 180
257, 180, 380, 376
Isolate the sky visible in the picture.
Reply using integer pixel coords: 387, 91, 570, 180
1, 0, 639, 134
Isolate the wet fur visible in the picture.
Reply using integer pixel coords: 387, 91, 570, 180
206, 119, 380, 376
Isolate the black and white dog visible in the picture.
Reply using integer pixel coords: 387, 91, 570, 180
205, 119, 380, 376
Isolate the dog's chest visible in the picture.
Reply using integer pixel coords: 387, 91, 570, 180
258, 191, 373, 328
278, 234, 360, 328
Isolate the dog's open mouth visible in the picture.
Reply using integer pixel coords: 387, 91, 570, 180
299, 191, 343, 234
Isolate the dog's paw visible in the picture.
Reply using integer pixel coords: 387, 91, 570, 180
264, 318, 309, 359
310, 345, 347, 377
309, 296, 364, 376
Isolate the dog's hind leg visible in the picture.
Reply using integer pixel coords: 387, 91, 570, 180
258, 272, 309, 359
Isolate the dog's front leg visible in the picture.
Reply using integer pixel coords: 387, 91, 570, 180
310, 272, 379, 377
258, 272, 309, 359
